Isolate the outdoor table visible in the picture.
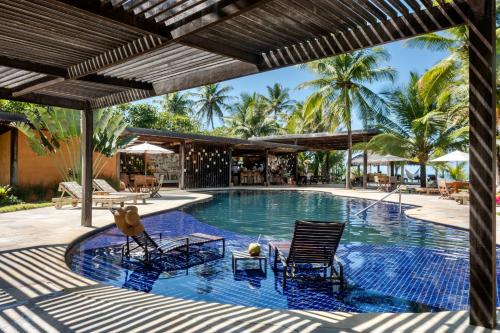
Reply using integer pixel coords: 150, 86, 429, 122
232, 250, 267, 275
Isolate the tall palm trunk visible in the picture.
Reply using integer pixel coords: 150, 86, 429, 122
346, 126, 352, 189
345, 91, 352, 189
419, 162, 427, 188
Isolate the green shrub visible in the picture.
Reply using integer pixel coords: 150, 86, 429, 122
0, 185, 23, 207
12, 183, 59, 203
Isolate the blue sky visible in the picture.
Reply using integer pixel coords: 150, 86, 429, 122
147, 39, 448, 129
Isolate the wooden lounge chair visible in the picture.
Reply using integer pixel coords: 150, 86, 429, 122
438, 179, 451, 199
111, 207, 225, 264
52, 181, 133, 209
268, 220, 345, 288
93, 179, 149, 203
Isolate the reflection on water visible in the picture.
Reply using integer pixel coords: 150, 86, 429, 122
69, 190, 498, 313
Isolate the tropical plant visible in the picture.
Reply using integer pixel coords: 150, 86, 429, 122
119, 103, 159, 128
0, 185, 23, 207
156, 111, 200, 133
298, 47, 396, 188
285, 100, 327, 134
262, 83, 294, 121
225, 93, 282, 139
405, 27, 469, 106
14, 107, 134, 183
447, 162, 467, 181
161, 92, 193, 116
364, 73, 468, 187
191, 84, 233, 129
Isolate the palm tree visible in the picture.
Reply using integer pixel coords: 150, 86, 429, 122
161, 92, 193, 116
404, 26, 468, 106
262, 83, 294, 121
225, 93, 281, 139
365, 73, 468, 187
298, 47, 396, 188
191, 84, 233, 129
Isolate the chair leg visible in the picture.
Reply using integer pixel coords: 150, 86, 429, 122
273, 248, 278, 271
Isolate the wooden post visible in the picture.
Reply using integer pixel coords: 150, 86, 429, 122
264, 149, 269, 186
294, 152, 299, 186
468, 0, 496, 328
81, 107, 93, 227
228, 148, 233, 187
9, 128, 18, 185
179, 141, 185, 190
362, 150, 368, 189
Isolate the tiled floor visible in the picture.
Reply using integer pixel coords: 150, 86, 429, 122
0, 187, 499, 332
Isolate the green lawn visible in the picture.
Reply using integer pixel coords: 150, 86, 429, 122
0, 202, 53, 214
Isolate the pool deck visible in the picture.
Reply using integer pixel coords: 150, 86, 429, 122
0, 186, 499, 332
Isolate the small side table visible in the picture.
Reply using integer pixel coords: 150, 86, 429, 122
232, 250, 267, 275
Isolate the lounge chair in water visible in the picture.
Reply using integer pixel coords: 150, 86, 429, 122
52, 181, 134, 209
268, 220, 346, 288
111, 206, 225, 264
93, 179, 149, 204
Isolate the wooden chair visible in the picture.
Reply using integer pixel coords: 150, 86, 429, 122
268, 220, 346, 288
438, 179, 451, 199
93, 179, 149, 203
150, 174, 165, 198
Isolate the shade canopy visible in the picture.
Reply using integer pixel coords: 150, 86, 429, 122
430, 150, 469, 163
121, 142, 174, 155
351, 153, 409, 166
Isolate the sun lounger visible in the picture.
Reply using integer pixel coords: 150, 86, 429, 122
269, 220, 345, 288
52, 181, 133, 209
111, 207, 225, 264
93, 179, 149, 204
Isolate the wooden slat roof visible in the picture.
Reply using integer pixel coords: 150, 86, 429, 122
126, 127, 305, 152
0, 0, 468, 110
250, 130, 379, 150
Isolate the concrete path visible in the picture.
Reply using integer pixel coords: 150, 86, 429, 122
0, 187, 498, 332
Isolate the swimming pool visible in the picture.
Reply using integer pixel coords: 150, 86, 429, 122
67, 190, 500, 313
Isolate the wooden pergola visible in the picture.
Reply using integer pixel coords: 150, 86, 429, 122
0, 0, 495, 328
250, 130, 379, 150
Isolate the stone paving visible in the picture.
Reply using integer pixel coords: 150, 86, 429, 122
0, 187, 498, 332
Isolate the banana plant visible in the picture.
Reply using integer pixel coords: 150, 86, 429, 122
13, 106, 134, 183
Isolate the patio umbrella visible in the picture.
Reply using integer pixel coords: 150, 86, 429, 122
430, 150, 469, 162
121, 142, 174, 177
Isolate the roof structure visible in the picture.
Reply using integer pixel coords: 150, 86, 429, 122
250, 130, 379, 150
0, 0, 467, 110
125, 127, 305, 153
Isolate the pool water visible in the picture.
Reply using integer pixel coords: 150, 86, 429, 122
68, 190, 500, 313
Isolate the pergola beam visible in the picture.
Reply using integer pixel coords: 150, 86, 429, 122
0, 55, 154, 93
0, 87, 87, 109
153, 61, 259, 95
62, 0, 269, 80
467, 0, 496, 328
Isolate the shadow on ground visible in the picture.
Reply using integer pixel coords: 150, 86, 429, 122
0, 245, 498, 333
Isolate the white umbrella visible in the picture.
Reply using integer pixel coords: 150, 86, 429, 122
431, 150, 469, 163
121, 142, 174, 177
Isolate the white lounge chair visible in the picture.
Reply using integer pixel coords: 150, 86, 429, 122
52, 181, 134, 209
93, 179, 149, 203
